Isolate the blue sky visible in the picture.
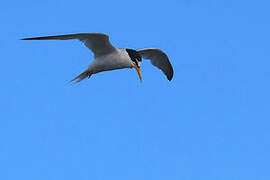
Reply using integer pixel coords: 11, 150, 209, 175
1, 0, 270, 179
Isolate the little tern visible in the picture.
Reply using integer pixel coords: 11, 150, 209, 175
21, 33, 174, 83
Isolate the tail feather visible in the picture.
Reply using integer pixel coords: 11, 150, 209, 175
69, 70, 92, 84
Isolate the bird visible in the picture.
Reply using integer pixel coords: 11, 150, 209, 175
21, 33, 174, 83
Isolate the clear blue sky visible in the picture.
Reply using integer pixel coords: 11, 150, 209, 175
1, 0, 269, 179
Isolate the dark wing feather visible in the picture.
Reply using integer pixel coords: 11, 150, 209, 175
137, 48, 173, 81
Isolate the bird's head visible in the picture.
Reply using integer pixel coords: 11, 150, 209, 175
126, 49, 142, 82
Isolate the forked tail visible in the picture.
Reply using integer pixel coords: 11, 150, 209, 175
69, 70, 92, 84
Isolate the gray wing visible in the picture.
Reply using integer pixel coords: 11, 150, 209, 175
137, 48, 174, 81
21, 33, 116, 57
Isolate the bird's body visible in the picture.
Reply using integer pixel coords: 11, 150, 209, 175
21, 33, 173, 83
89, 48, 133, 74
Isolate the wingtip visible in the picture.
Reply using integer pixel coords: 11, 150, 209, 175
20, 37, 36, 40
167, 72, 173, 81
20, 37, 33, 40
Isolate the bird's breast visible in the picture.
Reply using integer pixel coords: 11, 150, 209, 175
88, 49, 133, 73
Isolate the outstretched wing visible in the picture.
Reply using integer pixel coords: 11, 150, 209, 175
21, 33, 116, 57
137, 48, 174, 81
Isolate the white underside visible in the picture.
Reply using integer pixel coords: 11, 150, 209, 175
87, 48, 134, 74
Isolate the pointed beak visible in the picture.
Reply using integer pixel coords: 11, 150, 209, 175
134, 65, 142, 82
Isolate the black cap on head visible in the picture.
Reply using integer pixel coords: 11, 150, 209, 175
126, 49, 142, 66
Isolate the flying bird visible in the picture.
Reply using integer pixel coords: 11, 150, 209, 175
21, 33, 174, 83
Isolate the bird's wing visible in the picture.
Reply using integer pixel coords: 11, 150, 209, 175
21, 33, 116, 57
137, 48, 174, 81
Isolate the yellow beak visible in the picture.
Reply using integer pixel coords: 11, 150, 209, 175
134, 65, 142, 82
